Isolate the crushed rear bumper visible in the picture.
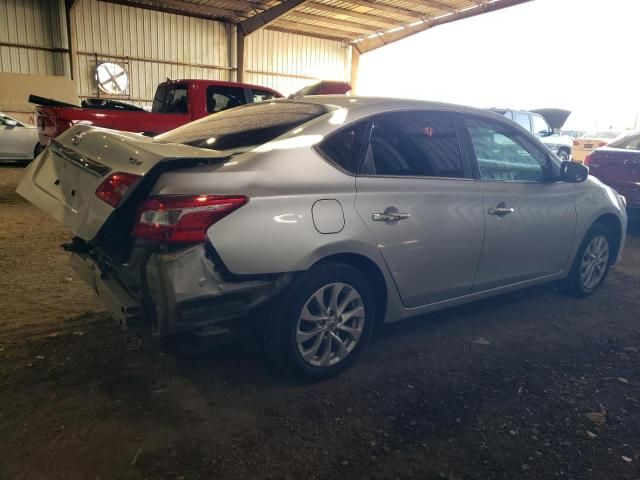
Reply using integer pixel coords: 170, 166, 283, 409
69, 245, 291, 337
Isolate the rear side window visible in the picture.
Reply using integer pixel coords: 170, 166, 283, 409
156, 100, 330, 151
513, 112, 531, 131
152, 84, 188, 114
316, 122, 367, 174
206, 86, 246, 113
360, 111, 465, 178
531, 114, 550, 135
251, 89, 278, 103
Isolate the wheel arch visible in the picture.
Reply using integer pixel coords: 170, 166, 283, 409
311, 252, 388, 325
593, 212, 623, 264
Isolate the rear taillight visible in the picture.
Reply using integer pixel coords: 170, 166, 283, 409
573, 139, 579, 146
133, 195, 248, 244
95, 172, 141, 207
598, 141, 607, 147
584, 153, 593, 166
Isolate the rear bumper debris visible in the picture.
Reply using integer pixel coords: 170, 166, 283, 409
70, 245, 291, 337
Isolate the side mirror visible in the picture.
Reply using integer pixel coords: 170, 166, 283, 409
4, 119, 18, 127
539, 129, 553, 137
560, 160, 588, 183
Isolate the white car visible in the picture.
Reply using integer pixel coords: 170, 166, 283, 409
0, 113, 40, 161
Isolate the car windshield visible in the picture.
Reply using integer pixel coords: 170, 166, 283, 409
581, 131, 620, 139
156, 100, 331, 151
608, 132, 640, 150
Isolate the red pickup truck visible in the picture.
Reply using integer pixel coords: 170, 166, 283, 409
32, 79, 282, 150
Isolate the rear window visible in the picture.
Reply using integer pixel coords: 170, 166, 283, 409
608, 133, 640, 150
152, 84, 188, 114
156, 101, 330, 151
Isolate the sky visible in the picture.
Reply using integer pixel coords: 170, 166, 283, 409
357, 0, 640, 131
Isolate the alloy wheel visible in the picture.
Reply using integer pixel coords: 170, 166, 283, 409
580, 234, 609, 290
295, 282, 365, 367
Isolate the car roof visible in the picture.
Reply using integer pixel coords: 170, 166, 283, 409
159, 79, 283, 95
286, 95, 502, 118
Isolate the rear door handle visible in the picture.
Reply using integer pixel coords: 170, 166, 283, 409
372, 212, 410, 222
488, 206, 515, 216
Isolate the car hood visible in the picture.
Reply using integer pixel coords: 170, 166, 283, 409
531, 109, 571, 130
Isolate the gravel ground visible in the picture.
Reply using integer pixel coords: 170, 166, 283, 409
1, 165, 639, 480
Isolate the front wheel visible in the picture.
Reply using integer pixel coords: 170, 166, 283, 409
265, 262, 376, 381
563, 224, 613, 297
557, 149, 570, 162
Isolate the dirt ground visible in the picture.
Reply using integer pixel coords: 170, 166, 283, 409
1, 165, 639, 480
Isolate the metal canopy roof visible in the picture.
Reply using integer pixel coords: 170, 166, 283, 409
101, 0, 533, 53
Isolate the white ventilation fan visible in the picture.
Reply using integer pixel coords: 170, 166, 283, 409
95, 62, 129, 95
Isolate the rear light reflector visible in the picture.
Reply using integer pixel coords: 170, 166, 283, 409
95, 172, 141, 207
133, 195, 248, 244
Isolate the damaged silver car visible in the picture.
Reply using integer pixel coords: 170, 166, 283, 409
17, 96, 628, 380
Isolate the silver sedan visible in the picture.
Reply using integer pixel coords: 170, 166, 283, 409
17, 96, 628, 380
1, 112, 39, 161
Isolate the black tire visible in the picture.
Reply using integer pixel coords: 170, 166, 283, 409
563, 223, 614, 297
33, 143, 45, 158
265, 262, 376, 381
557, 149, 570, 162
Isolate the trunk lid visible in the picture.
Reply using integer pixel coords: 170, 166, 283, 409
16, 125, 228, 241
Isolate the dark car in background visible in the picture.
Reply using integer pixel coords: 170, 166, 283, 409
586, 131, 640, 213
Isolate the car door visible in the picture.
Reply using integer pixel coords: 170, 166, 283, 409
0, 116, 32, 159
354, 110, 485, 308
461, 114, 577, 290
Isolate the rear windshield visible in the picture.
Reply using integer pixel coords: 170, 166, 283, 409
608, 133, 640, 150
156, 101, 330, 151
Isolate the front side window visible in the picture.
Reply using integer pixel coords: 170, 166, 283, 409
251, 89, 278, 103
513, 112, 531, 131
206, 86, 246, 113
152, 84, 188, 114
465, 117, 552, 182
360, 111, 465, 178
316, 122, 367, 174
531, 114, 551, 136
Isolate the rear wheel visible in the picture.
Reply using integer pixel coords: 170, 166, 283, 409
33, 143, 44, 158
563, 224, 613, 297
265, 262, 375, 381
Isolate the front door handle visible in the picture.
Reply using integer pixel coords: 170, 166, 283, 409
488, 206, 515, 216
372, 212, 410, 222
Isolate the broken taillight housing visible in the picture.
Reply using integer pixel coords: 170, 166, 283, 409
133, 195, 248, 244
95, 172, 141, 207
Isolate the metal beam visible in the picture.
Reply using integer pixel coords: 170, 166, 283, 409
353, 0, 533, 53
272, 19, 356, 39
339, 0, 425, 21
286, 11, 379, 34
350, 46, 360, 93
399, 0, 456, 14
236, 29, 246, 82
302, 2, 397, 28
239, 0, 310, 36
267, 26, 351, 42
98, 0, 245, 21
